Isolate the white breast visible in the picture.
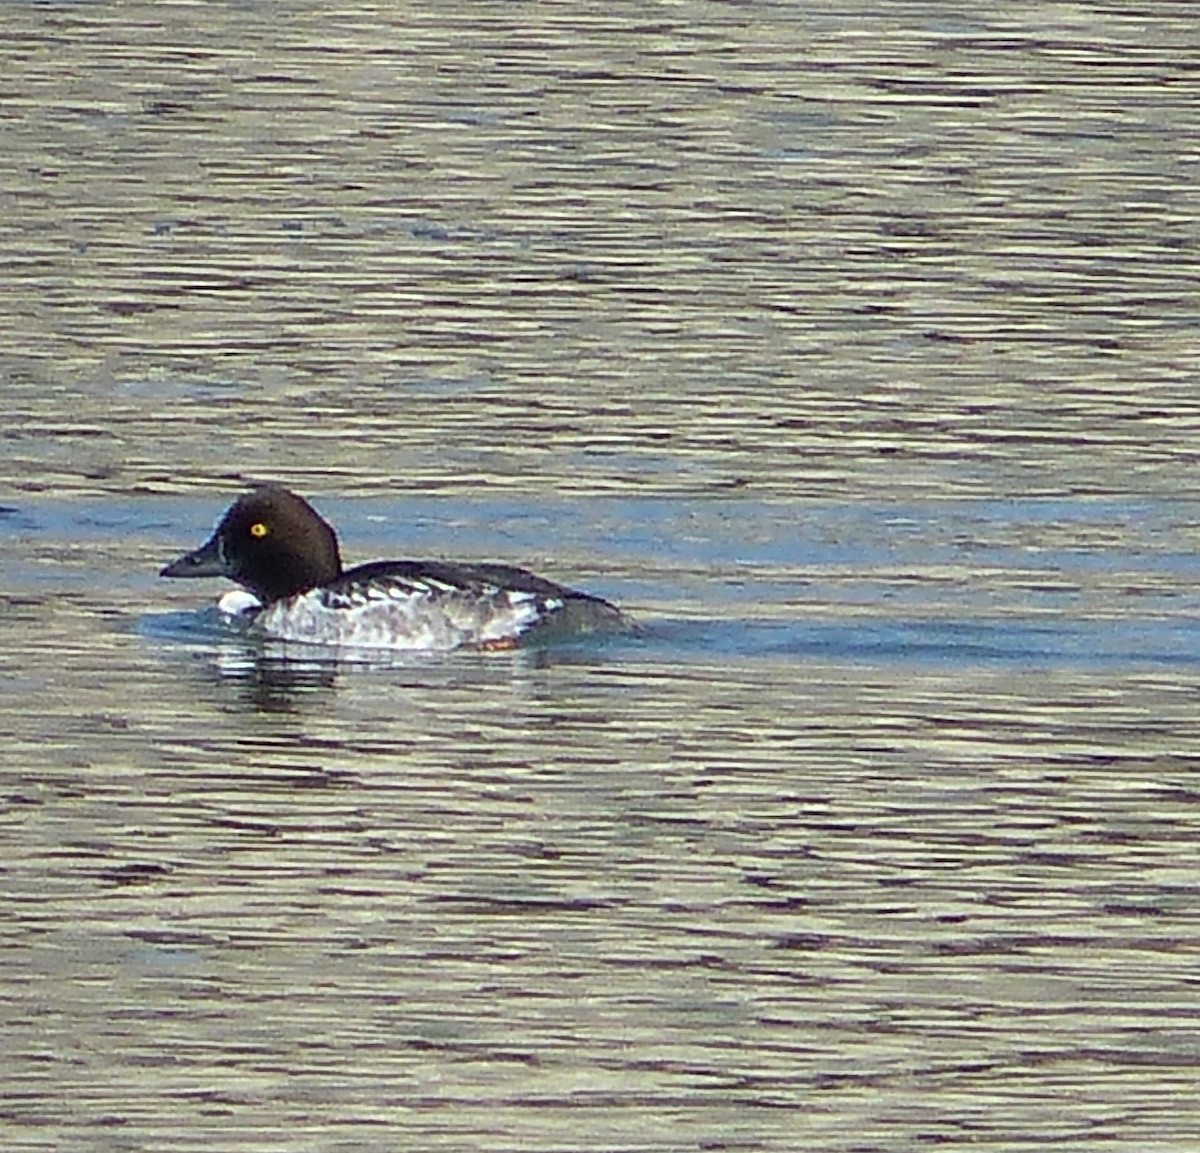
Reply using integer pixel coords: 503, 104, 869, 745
252, 580, 559, 650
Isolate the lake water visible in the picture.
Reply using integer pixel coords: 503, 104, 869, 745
3, 3, 1200, 1151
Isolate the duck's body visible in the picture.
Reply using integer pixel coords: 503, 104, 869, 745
161, 486, 628, 651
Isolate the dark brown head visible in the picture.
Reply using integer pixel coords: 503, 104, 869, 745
161, 485, 343, 603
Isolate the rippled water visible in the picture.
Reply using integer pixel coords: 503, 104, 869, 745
4, 2, 1200, 1150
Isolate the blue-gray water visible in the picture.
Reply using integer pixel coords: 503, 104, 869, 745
21, 491, 1200, 668
4, 1, 1200, 1150
6, 491, 1200, 1150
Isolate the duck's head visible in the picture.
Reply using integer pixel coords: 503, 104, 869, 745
161, 485, 343, 604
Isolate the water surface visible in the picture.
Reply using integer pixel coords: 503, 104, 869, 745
4, 2, 1200, 1151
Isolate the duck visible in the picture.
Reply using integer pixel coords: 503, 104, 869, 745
160, 484, 629, 650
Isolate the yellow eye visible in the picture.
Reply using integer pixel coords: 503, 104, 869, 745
249, 522, 269, 539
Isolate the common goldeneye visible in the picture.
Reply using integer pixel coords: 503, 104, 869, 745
161, 485, 629, 651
